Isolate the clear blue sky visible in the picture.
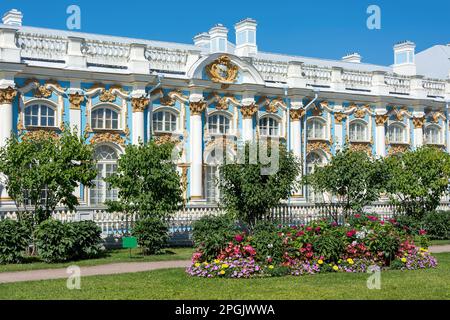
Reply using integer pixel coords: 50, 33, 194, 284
1, 0, 448, 66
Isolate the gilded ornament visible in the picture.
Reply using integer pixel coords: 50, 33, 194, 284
290, 108, 305, 121
240, 104, 258, 119
153, 134, 180, 146
189, 101, 207, 115
69, 93, 85, 110
216, 97, 230, 111
349, 141, 372, 156
354, 108, 366, 119
412, 117, 425, 129
99, 89, 116, 103
132, 96, 150, 112
388, 143, 410, 156
307, 141, 330, 155
90, 132, 125, 147
375, 114, 388, 126
205, 55, 239, 84
334, 112, 347, 123
22, 130, 59, 142
0, 87, 17, 104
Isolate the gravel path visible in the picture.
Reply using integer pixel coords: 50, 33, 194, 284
0, 260, 190, 284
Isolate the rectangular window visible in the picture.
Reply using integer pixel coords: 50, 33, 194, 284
248, 30, 255, 44
237, 31, 246, 45
395, 52, 408, 64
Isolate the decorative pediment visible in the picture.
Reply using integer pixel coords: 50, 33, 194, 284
205, 55, 239, 85
90, 132, 125, 147
85, 83, 129, 102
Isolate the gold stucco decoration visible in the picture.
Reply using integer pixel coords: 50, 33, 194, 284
69, 93, 85, 110
131, 96, 150, 113
375, 114, 388, 126
240, 104, 258, 119
334, 112, 347, 123
0, 87, 17, 104
290, 108, 305, 121
412, 117, 425, 129
90, 132, 125, 147
205, 55, 239, 85
189, 101, 207, 115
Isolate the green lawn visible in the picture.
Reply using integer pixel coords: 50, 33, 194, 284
1, 253, 449, 300
0, 247, 193, 273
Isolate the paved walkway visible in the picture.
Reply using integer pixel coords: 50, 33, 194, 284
1, 245, 449, 284
0, 260, 190, 284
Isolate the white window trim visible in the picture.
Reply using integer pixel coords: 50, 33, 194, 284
90, 105, 122, 131
206, 111, 234, 136
258, 114, 282, 138
23, 100, 59, 129
424, 124, 443, 145
348, 119, 370, 143
152, 107, 180, 135
387, 122, 408, 144
306, 117, 328, 141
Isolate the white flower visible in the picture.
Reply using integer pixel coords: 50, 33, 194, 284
352, 241, 358, 246
267, 243, 273, 249
356, 231, 366, 239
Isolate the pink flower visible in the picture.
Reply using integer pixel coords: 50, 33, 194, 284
306, 226, 313, 232
419, 229, 427, 235
346, 229, 356, 237
296, 231, 305, 237
331, 222, 338, 227
315, 227, 321, 233
355, 214, 361, 218
234, 234, 243, 242
380, 221, 385, 225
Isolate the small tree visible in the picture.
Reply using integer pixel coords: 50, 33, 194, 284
383, 146, 450, 219
0, 127, 97, 225
304, 148, 386, 220
106, 141, 183, 219
218, 141, 300, 227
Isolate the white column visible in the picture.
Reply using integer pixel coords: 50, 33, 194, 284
334, 114, 346, 152
131, 97, 148, 144
189, 100, 206, 201
68, 90, 84, 136
240, 104, 256, 142
289, 104, 304, 199
0, 87, 17, 205
412, 109, 425, 149
375, 113, 388, 158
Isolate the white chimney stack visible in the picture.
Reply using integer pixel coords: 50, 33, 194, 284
208, 24, 228, 53
193, 32, 210, 51
234, 18, 257, 57
2, 9, 23, 27
342, 52, 361, 63
393, 40, 416, 76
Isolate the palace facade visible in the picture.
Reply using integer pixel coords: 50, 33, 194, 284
1, 9, 449, 209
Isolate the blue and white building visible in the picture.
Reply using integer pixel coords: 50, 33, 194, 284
1, 9, 449, 213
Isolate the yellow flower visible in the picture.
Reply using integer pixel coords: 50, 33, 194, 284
194, 263, 201, 268
404, 253, 408, 257
221, 264, 229, 269
338, 259, 342, 263
420, 248, 428, 252
401, 257, 407, 263
347, 258, 354, 265
268, 265, 274, 269
333, 265, 339, 271
203, 262, 208, 265
219, 270, 225, 275
318, 259, 324, 265
214, 259, 220, 264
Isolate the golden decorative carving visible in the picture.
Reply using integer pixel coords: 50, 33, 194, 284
311, 103, 323, 117
216, 96, 230, 111
430, 111, 445, 123
290, 108, 305, 121
22, 130, 59, 142
240, 104, 258, 119
412, 117, 425, 129
349, 141, 372, 156
131, 96, 150, 113
388, 143, 410, 156
0, 87, 17, 104
69, 93, 85, 110
266, 98, 285, 113
99, 89, 116, 103
354, 108, 366, 119
375, 114, 388, 126
189, 101, 207, 115
160, 95, 176, 106
90, 132, 125, 147
334, 112, 347, 123
153, 133, 181, 146
34, 85, 52, 98
205, 55, 239, 85
307, 140, 331, 155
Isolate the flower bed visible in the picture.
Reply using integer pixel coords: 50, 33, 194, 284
186, 214, 438, 278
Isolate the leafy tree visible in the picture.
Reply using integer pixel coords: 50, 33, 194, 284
0, 127, 97, 225
304, 148, 386, 220
218, 141, 300, 227
383, 146, 450, 219
106, 141, 183, 219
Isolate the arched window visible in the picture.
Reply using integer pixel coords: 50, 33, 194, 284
153, 110, 177, 133
349, 121, 368, 142
306, 152, 325, 203
24, 104, 56, 127
259, 116, 280, 137
425, 125, 442, 144
307, 119, 326, 139
90, 145, 119, 205
208, 114, 231, 135
91, 107, 119, 130
388, 124, 406, 143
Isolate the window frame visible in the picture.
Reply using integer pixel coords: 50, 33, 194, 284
24, 103, 57, 129
152, 109, 179, 134
207, 112, 232, 135
388, 123, 407, 144
258, 115, 281, 137
307, 117, 327, 140
91, 106, 121, 131
349, 120, 369, 142
424, 124, 442, 145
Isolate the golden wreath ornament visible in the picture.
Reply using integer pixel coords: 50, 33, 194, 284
205, 55, 239, 85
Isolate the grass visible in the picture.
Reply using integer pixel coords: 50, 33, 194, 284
0, 247, 193, 273
430, 239, 450, 246
0, 253, 449, 300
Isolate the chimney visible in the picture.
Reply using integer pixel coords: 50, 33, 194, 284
393, 40, 416, 76
208, 24, 228, 53
2, 9, 23, 26
193, 32, 210, 51
234, 18, 257, 57
342, 52, 361, 63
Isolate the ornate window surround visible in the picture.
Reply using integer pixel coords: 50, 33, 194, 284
348, 118, 370, 143
22, 99, 60, 130
152, 106, 181, 135
258, 114, 283, 138
306, 116, 329, 141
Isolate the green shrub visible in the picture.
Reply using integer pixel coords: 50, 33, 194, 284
70, 221, 102, 259
250, 220, 284, 264
192, 215, 239, 262
132, 217, 169, 255
0, 219, 31, 264
394, 215, 421, 234
422, 211, 450, 240
35, 219, 102, 263
312, 229, 345, 262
